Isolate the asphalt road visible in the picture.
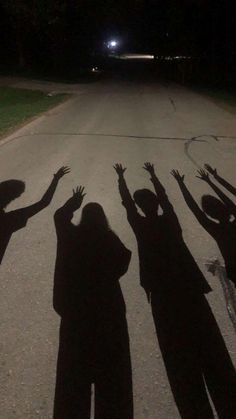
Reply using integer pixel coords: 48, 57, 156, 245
1, 76, 236, 419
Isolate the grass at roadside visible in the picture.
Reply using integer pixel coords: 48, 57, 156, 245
0, 86, 68, 137
192, 85, 236, 113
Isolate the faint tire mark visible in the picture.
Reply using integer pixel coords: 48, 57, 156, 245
2, 131, 235, 150
184, 135, 218, 168
184, 134, 236, 168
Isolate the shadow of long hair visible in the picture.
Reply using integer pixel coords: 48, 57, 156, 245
53, 203, 133, 419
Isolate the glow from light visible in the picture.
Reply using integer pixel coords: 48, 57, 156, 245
120, 54, 154, 60
107, 40, 118, 49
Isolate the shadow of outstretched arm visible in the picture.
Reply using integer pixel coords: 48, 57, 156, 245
171, 170, 215, 234
0, 167, 70, 265
10, 167, 70, 221
53, 186, 85, 316
114, 164, 139, 225
205, 164, 236, 197
198, 169, 236, 217
144, 162, 177, 215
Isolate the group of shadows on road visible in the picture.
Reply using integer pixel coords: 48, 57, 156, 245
1, 162, 236, 419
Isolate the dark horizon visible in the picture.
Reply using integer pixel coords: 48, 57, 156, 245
0, 0, 235, 87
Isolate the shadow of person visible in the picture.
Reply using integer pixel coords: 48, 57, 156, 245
173, 168, 236, 289
0, 167, 69, 265
53, 188, 133, 419
114, 163, 236, 419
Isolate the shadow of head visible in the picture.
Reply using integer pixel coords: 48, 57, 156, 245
0, 180, 25, 210
133, 189, 159, 216
80, 202, 110, 230
202, 195, 231, 222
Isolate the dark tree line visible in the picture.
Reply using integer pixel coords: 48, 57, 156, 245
0, 0, 135, 74
0, 0, 235, 85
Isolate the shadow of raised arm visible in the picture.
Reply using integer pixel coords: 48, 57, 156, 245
205, 164, 236, 197
171, 170, 215, 234
144, 162, 174, 214
198, 169, 236, 217
53, 186, 85, 316
114, 163, 139, 224
10, 166, 70, 221
0, 167, 70, 264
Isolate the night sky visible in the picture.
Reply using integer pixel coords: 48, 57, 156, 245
0, 1, 235, 84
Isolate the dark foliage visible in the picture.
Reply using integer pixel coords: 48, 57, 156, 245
0, 1, 235, 84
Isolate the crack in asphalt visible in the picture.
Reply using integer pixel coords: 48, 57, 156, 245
2, 131, 236, 149
0, 132, 191, 145
184, 134, 236, 168
168, 96, 177, 112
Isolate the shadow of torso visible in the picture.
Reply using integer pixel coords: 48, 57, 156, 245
131, 212, 210, 296
211, 219, 236, 282
53, 221, 133, 419
128, 210, 236, 419
0, 209, 28, 264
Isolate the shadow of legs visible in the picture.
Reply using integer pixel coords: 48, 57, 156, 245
151, 293, 215, 419
53, 320, 92, 419
197, 298, 236, 419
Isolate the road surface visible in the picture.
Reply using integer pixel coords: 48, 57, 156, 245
1, 76, 236, 419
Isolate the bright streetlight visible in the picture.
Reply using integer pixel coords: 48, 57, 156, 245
107, 40, 118, 49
